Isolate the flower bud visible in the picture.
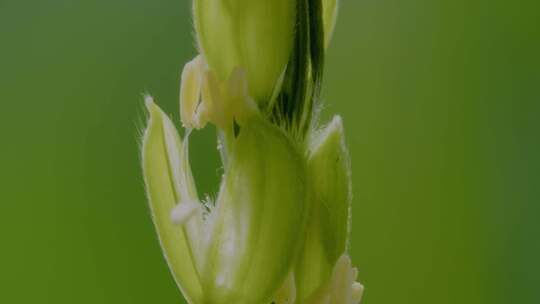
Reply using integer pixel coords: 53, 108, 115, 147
200, 116, 307, 303
296, 116, 352, 301
193, 0, 296, 104
142, 97, 204, 303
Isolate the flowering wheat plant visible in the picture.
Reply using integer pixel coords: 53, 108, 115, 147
141, 0, 363, 303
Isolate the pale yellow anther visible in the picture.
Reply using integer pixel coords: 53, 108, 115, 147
306, 254, 364, 304
351, 282, 364, 303
225, 67, 258, 125
179, 54, 259, 133
199, 66, 257, 131
201, 70, 229, 129
180, 55, 205, 129
226, 68, 248, 100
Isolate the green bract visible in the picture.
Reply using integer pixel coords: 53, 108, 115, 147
141, 0, 363, 303
193, 0, 296, 105
296, 116, 352, 302
323, 0, 339, 47
201, 116, 307, 303
142, 98, 203, 303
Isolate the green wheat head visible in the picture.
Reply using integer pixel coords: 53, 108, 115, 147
141, 0, 363, 303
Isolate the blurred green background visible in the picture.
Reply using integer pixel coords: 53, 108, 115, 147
1, 0, 539, 303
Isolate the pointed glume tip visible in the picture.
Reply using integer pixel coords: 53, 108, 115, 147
144, 95, 154, 110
